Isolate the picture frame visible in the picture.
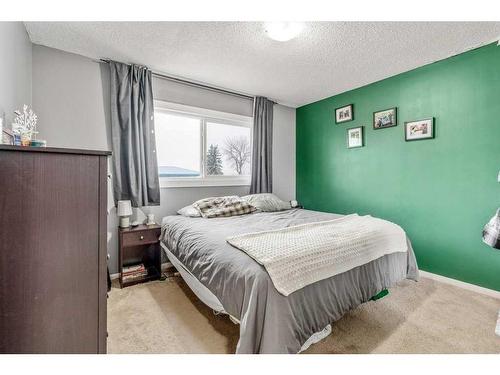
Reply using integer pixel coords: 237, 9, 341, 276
347, 126, 364, 149
1, 128, 14, 145
335, 104, 353, 124
373, 107, 397, 129
405, 118, 434, 141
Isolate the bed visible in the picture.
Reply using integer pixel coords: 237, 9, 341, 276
159, 208, 419, 354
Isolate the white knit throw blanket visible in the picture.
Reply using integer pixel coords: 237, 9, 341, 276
227, 214, 408, 296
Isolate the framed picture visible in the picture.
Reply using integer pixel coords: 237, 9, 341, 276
335, 104, 353, 124
1, 128, 14, 145
373, 107, 397, 129
405, 118, 434, 141
347, 126, 364, 148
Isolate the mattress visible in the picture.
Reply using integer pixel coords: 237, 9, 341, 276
160, 209, 419, 354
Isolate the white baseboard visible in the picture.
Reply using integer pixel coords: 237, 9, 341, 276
110, 262, 173, 280
419, 270, 500, 300
162, 262, 174, 272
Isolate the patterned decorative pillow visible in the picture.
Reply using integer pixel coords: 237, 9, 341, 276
193, 196, 256, 218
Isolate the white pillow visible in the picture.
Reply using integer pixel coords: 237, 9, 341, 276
177, 205, 201, 217
241, 193, 291, 212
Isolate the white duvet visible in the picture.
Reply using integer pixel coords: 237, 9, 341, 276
226, 214, 408, 296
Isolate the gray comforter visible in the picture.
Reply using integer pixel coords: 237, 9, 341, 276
160, 209, 419, 354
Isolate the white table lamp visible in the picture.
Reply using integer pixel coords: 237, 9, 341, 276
117, 200, 133, 228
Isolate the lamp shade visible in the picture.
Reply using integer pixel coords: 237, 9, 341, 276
117, 200, 132, 217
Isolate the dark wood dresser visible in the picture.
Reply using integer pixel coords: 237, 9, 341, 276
0, 145, 111, 353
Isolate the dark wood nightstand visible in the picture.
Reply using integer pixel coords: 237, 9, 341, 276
118, 224, 162, 288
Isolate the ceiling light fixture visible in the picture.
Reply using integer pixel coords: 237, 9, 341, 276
264, 22, 304, 42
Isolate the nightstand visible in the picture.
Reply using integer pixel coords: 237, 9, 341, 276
118, 224, 162, 288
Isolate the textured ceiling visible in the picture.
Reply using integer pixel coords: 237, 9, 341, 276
25, 22, 500, 107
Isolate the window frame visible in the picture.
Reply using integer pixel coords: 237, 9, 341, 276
154, 100, 253, 188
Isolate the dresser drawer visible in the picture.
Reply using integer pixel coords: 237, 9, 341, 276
121, 228, 160, 247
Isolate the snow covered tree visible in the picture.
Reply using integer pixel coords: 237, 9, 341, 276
223, 136, 251, 175
206, 144, 223, 175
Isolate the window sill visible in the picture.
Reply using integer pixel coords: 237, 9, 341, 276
159, 177, 251, 188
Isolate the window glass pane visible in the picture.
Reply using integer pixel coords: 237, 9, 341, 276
206, 122, 251, 176
154, 112, 201, 177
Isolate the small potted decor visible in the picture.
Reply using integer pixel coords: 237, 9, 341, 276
12, 105, 38, 146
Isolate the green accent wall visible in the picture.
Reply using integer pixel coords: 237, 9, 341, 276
296, 43, 500, 291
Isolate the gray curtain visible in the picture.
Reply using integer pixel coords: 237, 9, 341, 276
250, 96, 274, 194
110, 61, 160, 207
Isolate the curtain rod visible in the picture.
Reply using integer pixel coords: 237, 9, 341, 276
100, 59, 255, 101
153, 71, 255, 101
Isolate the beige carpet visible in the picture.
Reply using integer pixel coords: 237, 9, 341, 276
107, 275, 500, 354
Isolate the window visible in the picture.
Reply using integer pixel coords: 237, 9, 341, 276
206, 121, 251, 176
155, 112, 201, 178
154, 101, 252, 187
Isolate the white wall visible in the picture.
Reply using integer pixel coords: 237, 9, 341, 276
32, 44, 296, 273
272, 104, 296, 201
33, 45, 110, 150
0, 22, 32, 129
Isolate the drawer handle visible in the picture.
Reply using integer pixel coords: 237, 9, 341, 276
139, 235, 144, 240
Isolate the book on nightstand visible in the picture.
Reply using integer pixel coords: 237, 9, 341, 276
122, 264, 148, 282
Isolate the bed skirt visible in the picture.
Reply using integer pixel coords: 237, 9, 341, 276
160, 243, 333, 353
